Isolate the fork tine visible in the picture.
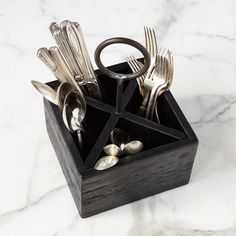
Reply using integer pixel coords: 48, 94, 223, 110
159, 48, 166, 77
165, 54, 169, 80
161, 53, 165, 78
163, 50, 168, 78
169, 51, 174, 85
132, 57, 146, 82
144, 26, 150, 53
149, 27, 154, 57
151, 28, 157, 57
127, 56, 139, 72
145, 26, 149, 52
147, 27, 153, 57
127, 57, 141, 80
126, 56, 145, 97
166, 50, 171, 81
137, 61, 145, 82
126, 57, 137, 73
161, 54, 165, 78
126, 56, 145, 79
152, 28, 158, 56
131, 56, 142, 69
132, 59, 146, 81
156, 47, 163, 75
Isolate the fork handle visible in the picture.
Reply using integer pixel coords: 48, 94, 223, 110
146, 85, 162, 120
137, 91, 150, 116
154, 99, 160, 123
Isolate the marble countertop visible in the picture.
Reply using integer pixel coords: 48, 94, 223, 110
0, 0, 236, 235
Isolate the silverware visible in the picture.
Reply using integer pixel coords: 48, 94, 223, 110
110, 128, 143, 154
32, 80, 86, 147
124, 140, 143, 154
73, 22, 96, 80
32, 80, 77, 109
37, 48, 68, 83
126, 51, 173, 121
64, 21, 102, 100
49, 47, 88, 96
103, 144, 122, 156
154, 50, 173, 118
62, 90, 86, 148
103, 140, 143, 156
37, 46, 85, 94
56, 82, 76, 109
126, 27, 174, 121
94, 129, 143, 171
94, 156, 119, 171
110, 128, 130, 151
149, 49, 174, 120
49, 22, 84, 84
127, 27, 159, 117
126, 55, 153, 116
48, 46, 76, 86
142, 26, 161, 120
60, 21, 85, 77
49, 21, 102, 100
95, 140, 143, 171
126, 56, 146, 97
31, 80, 57, 105
37, 46, 86, 96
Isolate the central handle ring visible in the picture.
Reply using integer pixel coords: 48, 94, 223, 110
94, 37, 150, 80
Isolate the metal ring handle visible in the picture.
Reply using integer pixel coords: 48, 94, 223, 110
94, 37, 150, 81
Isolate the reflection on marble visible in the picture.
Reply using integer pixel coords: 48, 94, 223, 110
0, 0, 236, 235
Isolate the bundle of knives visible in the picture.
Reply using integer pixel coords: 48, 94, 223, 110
37, 20, 102, 100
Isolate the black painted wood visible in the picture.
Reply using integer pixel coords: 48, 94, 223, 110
44, 61, 198, 218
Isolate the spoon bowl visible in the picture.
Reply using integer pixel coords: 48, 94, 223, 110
63, 90, 86, 130
94, 156, 119, 171
124, 140, 143, 154
31, 80, 57, 105
62, 90, 87, 148
56, 82, 76, 109
103, 144, 122, 156
110, 128, 130, 151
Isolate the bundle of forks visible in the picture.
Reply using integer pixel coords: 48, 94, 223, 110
126, 26, 174, 121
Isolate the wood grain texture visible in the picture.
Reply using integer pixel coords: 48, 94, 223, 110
44, 61, 198, 218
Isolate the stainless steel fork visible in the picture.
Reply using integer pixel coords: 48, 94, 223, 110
126, 27, 159, 116
126, 48, 173, 121
153, 49, 174, 119
146, 48, 174, 120
126, 56, 145, 97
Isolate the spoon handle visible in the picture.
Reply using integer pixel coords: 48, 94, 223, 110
76, 130, 83, 149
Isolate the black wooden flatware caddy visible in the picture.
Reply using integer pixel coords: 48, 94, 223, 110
44, 60, 198, 218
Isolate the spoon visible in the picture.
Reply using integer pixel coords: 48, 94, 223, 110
94, 156, 119, 171
31, 80, 57, 105
56, 82, 76, 109
96, 136, 143, 171
123, 140, 143, 154
103, 140, 143, 156
32, 80, 78, 109
110, 128, 130, 151
62, 90, 86, 148
103, 144, 122, 156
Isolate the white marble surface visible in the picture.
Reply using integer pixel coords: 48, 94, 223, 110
0, 0, 236, 235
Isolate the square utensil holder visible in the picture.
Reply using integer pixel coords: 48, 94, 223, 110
44, 61, 198, 218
